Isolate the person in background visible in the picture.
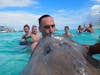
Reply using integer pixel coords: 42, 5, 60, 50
20, 24, 33, 45
63, 26, 74, 37
31, 25, 40, 53
84, 24, 94, 33
77, 25, 83, 33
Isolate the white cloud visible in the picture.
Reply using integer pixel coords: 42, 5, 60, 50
55, 9, 66, 13
89, 5, 100, 24
53, 9, 89, 29
0, 11, 40, 30
0, 3, 99, 31
0, 10, 88, 30
91, 5, 100, 10
91, 5, 100, 15
92, 0, 100, 3
0, 0, 38, 8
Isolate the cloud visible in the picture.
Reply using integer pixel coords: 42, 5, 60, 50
55, 9, 66, 13
0, 0, 38, 9
91, 5, 100, 15
0, 11, 41, 30
84, 4, 100, 25
0, 8, 97, 30
92, 0, 100, 3
52, 9, 89, 29
0, 0, 99, 30
90, 5, 100, 24
0, 9, 88, 30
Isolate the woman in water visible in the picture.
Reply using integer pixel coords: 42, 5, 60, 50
20, 24, 33, 45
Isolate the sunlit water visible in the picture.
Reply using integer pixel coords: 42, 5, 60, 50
0, 32, 30, 75
0, 29, 100, 75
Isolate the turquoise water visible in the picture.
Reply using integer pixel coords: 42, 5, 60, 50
55, 29, 100, 45
0, 32, 30, 75
0, 29, 100, 75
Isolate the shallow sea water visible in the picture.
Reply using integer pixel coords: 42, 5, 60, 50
0, 29, 100, 75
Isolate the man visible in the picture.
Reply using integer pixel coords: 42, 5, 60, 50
84, 24, 94, 33
31, 25, 40, 53
63, 26, 74, 37
39, 14, 55, 37
31, 25, 40, 41
31, 15, 55, 54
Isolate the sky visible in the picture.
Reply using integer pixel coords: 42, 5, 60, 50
0, 0, 100, 30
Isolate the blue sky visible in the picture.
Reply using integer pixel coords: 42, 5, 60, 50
0, 0, 100, 30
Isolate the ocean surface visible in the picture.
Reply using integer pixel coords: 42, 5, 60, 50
0, 29, 100, 75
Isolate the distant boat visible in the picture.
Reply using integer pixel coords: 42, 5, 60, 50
0, 31, 8, 33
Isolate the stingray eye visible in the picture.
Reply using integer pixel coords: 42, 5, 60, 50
45, 46, 51, 55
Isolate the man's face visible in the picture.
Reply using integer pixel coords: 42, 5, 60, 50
65, 27, 69, 32
32, 27, 37, 34
39, 17, 55, 37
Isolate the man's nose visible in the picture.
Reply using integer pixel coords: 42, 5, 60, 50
49, 27, 54, 33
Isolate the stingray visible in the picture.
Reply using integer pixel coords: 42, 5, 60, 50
21, 34, 100, 75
